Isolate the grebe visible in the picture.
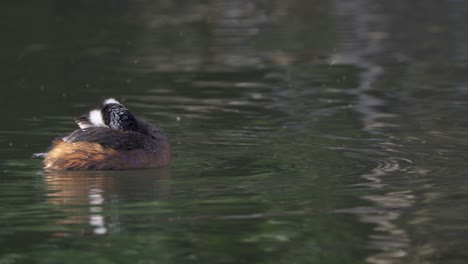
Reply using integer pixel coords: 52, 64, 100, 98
43, 98, 171, 170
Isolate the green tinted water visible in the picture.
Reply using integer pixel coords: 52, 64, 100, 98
1, 1, 468, 263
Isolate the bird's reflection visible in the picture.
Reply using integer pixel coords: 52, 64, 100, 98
44, 167, 171, 236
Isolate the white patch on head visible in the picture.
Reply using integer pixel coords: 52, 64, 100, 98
89, 109, 107, 127
103, 98, 120, 105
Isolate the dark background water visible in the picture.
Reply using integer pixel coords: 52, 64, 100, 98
1, 1, 468, 263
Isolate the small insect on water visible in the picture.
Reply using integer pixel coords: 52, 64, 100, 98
40, 98, 171, 170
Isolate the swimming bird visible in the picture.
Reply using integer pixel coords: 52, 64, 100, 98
42, 98, 171, 170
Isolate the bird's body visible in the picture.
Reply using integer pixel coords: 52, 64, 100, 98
42, 98, 171, 170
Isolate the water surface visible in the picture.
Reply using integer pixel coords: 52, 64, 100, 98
1, 1, 468, 263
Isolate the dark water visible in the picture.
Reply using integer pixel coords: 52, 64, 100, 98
2, 1, 468, 263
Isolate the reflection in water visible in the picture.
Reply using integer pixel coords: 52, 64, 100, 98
336, 157, 414, 264
44, 168, 171, 236
332, 1, 414, 263
332, 0, 390, 133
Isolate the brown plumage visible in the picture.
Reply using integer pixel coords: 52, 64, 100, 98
42, 98, 171, 170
